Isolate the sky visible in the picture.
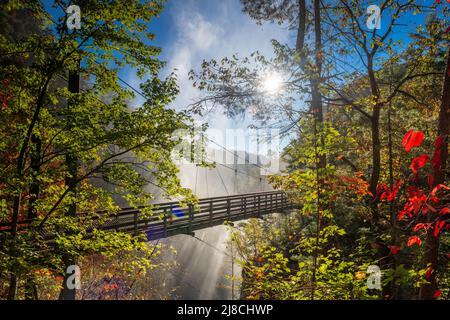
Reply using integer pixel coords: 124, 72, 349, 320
36, 0, 449, 197
40, 0, 449, 159
120, 0, 448, 153
122, 0, 293, 154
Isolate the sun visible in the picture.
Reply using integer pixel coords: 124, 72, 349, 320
261, 71, 283, 94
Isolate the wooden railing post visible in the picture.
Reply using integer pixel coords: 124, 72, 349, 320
163, 208, 168, 237
281, 193, 284, 209
277, 192, 280, 209
209, 200, 213, 226
258, 195, 261, 217
265, 194, 268, 214
188, 204, 194, 234
270, 193, 273, 212
227, 198, 231, 221
145, 210, 149, 229
134, 211, 138, 236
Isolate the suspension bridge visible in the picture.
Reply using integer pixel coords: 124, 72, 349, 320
103, 191, 296, 240
0, 191, 297, 240
0, 76, 298, 241
102, 78, 297, 239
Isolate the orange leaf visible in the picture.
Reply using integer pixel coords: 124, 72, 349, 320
413, 223, 426, 232
407, 235, 422, 247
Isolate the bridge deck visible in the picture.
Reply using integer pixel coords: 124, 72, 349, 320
0, 191, 297, 240
110, 191, 297, 239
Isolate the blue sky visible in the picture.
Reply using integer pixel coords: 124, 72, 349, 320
41, 0, 449, 155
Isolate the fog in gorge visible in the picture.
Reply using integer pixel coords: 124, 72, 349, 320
92, 147, 283, 299
153, 150, 276, 299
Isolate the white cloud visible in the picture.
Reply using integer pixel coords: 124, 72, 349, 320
181, 12, 221, 51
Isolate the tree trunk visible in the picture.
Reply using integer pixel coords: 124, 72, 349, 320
24, 134, 41, 300
366, 52, 389, 299
296, 0, 306, 54
419, 46, 450, 300
7, 193, 22, 300
58, 68, 79, 300
27, 135, 41, 220
367, 56, 381, 202
7, 74, 52, 299
309, 0, 325, 301
369, 108, 381, 196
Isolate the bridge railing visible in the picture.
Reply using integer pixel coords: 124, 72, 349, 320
0, 191, 298, 240
105, 191, 296, 238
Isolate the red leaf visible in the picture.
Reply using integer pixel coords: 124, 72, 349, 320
434, 220, 445, 237
402, 130, 424, 153
410, 154, 429, 173
431, 184, 450, 197
388, 179, 402, 201
379, 181, 402, 202
388, 245, 401, 255
425, 267, 433, 280
413, 223, 426, 231
433, 290, 442, 299
439, 207, 450, 215
407, 235, 422, 247
397, 210, 406, 221
427, 204, 437, 213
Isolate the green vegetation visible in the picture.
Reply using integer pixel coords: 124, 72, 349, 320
0, 0, 449, 300
0, 0, 194, 300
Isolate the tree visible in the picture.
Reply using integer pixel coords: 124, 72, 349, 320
197, 1, 448, 298
419, 44, 450, 299
0, 0, 194, 300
